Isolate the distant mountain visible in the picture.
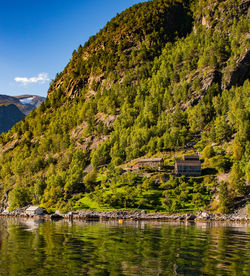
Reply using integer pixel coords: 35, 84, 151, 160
0, 104, 25, 133
0, 94, 45, 133
0, 94, 46, 115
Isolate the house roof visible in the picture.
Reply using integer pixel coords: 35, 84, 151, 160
26, 206, 42, 211
175, 160, 201, 167
137, 158, 163, 163
184, 155, 199, 160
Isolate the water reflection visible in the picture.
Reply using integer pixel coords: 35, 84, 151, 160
0, 218, 249, 275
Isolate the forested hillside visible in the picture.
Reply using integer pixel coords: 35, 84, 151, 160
0, 0, 249, 214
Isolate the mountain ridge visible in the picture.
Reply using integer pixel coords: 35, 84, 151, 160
0, 94, 46, 115
48, 0, 193, 99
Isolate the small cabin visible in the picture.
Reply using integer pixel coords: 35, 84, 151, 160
175, 155, 201, 176
26, 206, 43, 215
135, 158, 164, 169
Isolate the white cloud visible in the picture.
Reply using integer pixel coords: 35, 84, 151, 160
15, 73, 49, 85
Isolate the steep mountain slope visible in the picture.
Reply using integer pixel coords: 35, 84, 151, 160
48, 0, 192, 99
0, 0, 249, 213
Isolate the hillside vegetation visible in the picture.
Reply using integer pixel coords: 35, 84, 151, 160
0, 0, 249, 214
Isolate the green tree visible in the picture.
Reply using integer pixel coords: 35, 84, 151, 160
229, 163, 246, 195
218, 182, 232, 214
9, 186, 32, 211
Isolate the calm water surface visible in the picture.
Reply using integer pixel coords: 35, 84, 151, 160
0, 218, 249, 275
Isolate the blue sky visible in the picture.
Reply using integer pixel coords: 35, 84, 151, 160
0, 0, 146, 97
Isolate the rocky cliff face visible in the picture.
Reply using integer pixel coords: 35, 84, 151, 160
223, 50, 250, 90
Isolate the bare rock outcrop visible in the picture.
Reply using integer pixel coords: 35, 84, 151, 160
223, 50, 250, 90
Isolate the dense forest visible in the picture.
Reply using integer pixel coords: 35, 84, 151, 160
0, 0, 249, 214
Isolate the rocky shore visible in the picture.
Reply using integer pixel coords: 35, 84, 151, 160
0, 208, 250, 223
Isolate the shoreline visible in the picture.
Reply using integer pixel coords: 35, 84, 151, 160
1, 209, 250, 223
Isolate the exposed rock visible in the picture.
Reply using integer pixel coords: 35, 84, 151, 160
201, 70, 222, 93
0, 189, 10, 210
1, 209, 250, 222
181, 69, 222, 110
201, 16, 210, 29
200, 212, 210, 219
233, 206, 248, 217
95, 112, 118, 128
217, 173, 230, 183
67, 79, 84, 99
186, 214, 196, 221
177, 215, 186, 221
83, 164, 93, 173
223, 50, 250, 90
197, 0, 250, 33
50, 213, 63, 220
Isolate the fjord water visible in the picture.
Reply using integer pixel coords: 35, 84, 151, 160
0, 218, 249, 275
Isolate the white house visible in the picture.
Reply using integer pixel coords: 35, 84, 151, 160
26, 206, 43, 215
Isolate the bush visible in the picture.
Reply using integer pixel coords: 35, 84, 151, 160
210, 155, 231, 173
202, 144, 215, 160
218, 182, 232, 214
9, 186, 32, 211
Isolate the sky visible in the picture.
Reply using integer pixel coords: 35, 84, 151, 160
0, 0, 147, 98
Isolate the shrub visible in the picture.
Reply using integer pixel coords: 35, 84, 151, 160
9, 186, 32, 211
218, 182, 232, 214
202, 145, 215, 160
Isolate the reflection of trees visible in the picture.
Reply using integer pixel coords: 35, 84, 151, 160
0, 218, 9, 250
0, 219, 249, 275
